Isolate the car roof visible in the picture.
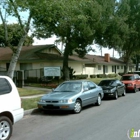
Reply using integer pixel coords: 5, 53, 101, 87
63, 80, 91, 83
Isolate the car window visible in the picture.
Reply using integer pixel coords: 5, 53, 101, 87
0, 78, 12, 95
83, 82, 89, 90
121, 76, 134, 80
88, 81, 96, 89
98, 80, 116, 86
54, 82, 82, 92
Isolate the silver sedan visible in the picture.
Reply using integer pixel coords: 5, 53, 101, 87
38, 80, 104, 114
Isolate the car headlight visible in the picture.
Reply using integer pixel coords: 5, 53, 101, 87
40, 99, 46, 103
59, 99, 73, 103
110, 88, 116, 93
104, 90, 110, 93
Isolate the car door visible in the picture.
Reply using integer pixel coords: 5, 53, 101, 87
116, 80, 124, 95
87, 81, 98, 103
81, 81, 92, 106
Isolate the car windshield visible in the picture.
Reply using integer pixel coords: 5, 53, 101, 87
121, 76, 134, 81
98, 80, 116, 86
54, 82, 82, 92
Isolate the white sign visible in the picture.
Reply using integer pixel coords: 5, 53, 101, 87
44, 67, 61, 77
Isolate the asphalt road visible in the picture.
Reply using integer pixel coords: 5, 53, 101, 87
11, 91, 140, 140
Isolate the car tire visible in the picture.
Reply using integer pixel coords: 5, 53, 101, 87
96, 94, 101, 106
114, 91, 118, 99
122, 89, 126, 96
134, 86, 137, 93
73, 100, 82, 114
0, 116, 13, 140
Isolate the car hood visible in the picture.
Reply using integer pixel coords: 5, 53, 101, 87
42, 91, 78, 100
101, 86, 115, 90
121, 81, 134, 84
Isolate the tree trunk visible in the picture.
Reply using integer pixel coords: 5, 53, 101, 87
7, 34, 27, 79
123, 60, 129, 74
63, 43, 70, 80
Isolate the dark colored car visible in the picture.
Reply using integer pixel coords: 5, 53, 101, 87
38, 80, 104, 114
121, 74, 140, 93
98, 79, 125, 99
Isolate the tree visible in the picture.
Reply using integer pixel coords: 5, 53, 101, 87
97, 0, 140, 73
0, 0, 33, 79
0, 24, 33, 47
32, 0, 114, 80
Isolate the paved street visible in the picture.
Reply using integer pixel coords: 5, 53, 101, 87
11, 91, 140, 140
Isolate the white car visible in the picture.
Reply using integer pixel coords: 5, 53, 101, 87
0, 76, 24, 140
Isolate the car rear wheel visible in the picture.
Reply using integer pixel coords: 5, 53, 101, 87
96, 95, 101, 106
73, 100, 82, 114
114, 91, 118, 99
0, 116, 13, 140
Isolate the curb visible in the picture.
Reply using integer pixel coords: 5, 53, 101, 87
24, 108, 39, 116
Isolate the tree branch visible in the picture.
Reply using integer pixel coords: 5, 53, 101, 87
9, 0, 24, 29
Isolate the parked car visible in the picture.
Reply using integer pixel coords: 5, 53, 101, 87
0, 76, 24, 140
38, 80, 104, 114
121, 74, 140, 93
98, 79, 125, 99
134, 71, 140, 75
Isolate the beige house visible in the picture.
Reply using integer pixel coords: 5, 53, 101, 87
0, 44, 134, 79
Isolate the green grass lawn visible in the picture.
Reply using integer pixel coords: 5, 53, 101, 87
21, 97, 40, 110
18, 88, 45, 96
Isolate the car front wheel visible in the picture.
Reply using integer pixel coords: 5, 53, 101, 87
134, 86, 137, 93
0, 116, 13, 140
73, 100, 82, 114
114, 91, 118, 99
122, 89, 126, 96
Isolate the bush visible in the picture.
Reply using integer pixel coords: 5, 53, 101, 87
107, 74, 117, 78
90, 75, 97, 78
97, 74, 107, 78
75, 74, 88, 79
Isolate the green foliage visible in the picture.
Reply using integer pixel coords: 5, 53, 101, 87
75, 74, 88, 79
0, 24, 33, 47
90, 75, 97, 78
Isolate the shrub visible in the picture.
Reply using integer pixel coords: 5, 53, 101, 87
97, 74, 107, 78
90, 75, 97, 78
107, 74, 117, 78
75, 74, 88, 79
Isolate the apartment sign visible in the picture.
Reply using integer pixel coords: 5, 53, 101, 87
44, 67, 61, 77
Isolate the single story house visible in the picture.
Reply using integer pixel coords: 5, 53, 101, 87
0, 44, 134, 80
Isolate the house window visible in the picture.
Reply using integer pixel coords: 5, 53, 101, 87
112, 66, 115, 72
98, 65, 101, 70
20, 63, 32, 70
105, 66, 108, 73
129, 66, 133, 71
121, 66, 123, 69
117, 66, 119, 69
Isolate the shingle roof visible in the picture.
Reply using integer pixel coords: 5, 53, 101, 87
0, 45, 125, 65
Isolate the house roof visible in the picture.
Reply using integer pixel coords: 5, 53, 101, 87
84, 54, 125, 65
0, 44, 126, 65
